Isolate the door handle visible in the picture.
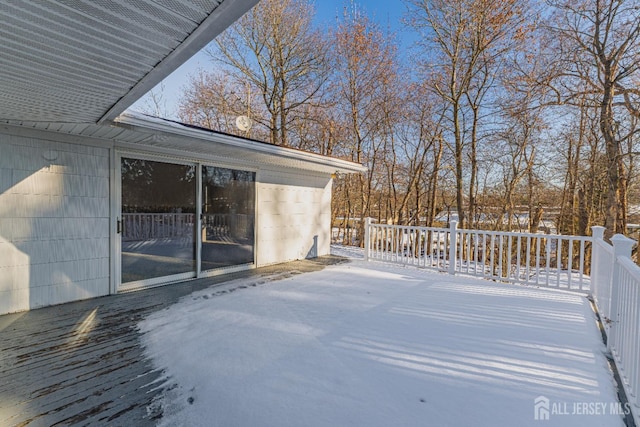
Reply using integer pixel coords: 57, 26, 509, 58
117, 218, 122, 234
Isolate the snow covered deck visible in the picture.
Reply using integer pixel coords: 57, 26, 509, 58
0, 248, 628, 426
0, 257, 343, 426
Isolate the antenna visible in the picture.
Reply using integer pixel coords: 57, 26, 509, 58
235, 115, 252, 132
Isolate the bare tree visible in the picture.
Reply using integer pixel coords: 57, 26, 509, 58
545, 0, 640, 236
178, 70, 265, 139
388, 81, 447, 226
496, 39, 550, 232
208, 0, 328, 147
138, 81, 172, 118
330, 5, 399, 242
406, 0, 529, 229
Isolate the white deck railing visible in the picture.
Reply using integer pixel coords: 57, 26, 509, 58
365, 219, 591, 291
589, 228, 639, 425
611, 255, 640, 420
364, 219, 639, 424
590, 227, 615, 323
122, 213, 195, 241
122, 213, 253, 242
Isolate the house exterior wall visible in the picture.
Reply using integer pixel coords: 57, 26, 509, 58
0, 132, 111, 314
255, 168, 332, 266
0, 128, 339, 315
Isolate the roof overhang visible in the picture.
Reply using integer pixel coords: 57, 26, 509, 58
113, 113, 367, 175
0, 0, 258, 125
0, 113, 367, 175
0, 1, 366, 176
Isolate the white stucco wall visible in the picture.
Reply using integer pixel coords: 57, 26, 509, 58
255, 168, 332, 266
0, 132, 110, 314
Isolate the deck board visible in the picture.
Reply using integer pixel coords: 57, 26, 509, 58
0, 256, 345, 426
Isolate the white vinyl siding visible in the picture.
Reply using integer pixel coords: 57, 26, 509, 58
0, 118, 358, 314
0, 134, 110, 313
255, 169, 331, 266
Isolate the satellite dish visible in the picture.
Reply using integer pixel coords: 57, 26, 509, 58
236, 115, 252, 132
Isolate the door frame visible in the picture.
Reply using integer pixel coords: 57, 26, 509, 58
196, 162, 258, 278
114, 151, 198, 293
112, 150, 258, 293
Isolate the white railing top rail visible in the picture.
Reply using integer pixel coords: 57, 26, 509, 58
122, 212, 195, 215
366, 219, 593, 293
369, 221, 593, 241
457, 228, 592, 242
368, 223, 451, 233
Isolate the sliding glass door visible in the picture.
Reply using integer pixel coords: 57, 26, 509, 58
120, 158, 196, 285
201, 166, 255, 271
118, 156, 256, 290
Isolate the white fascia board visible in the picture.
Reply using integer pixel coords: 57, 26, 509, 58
99, 0, 259, 124
114, 113, 367, 174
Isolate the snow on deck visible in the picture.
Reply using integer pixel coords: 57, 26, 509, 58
139, 247, 625, 427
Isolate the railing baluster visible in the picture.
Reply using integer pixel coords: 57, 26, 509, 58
507, 235, 512, 281
394, 227, 399, 261
483, 232, 488, 278
498, 235, 504, 280
490, 234, 496, 280
556, 237, 562, 288
526, 236, 531, 283
579, 239, 585, 290
568, 238, 574, 290
545, 237, 551, 287
535, 236, 541, 285
516, 235, 522, 282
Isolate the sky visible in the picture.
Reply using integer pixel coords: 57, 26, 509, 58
129, 1, 413, 119
315, 0, 408, 32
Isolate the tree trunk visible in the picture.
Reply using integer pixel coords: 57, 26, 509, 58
601, 78, 624, 237
453, 100, 466, 229
468, 106, 479, 228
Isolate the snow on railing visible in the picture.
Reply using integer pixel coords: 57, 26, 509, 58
364, 218, 639, 424
364, 219, 591, 292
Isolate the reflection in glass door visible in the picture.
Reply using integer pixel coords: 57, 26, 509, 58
120, 158, 196, 284
201, 166, 255, 271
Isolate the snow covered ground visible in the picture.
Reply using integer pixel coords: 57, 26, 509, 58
139, 246, 626, 427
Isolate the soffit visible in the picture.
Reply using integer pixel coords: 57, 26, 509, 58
0, 0, 257, 124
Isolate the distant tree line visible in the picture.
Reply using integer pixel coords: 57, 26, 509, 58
175, 0, 640, 244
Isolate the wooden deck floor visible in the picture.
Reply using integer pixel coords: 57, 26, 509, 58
0, 256, 346, 427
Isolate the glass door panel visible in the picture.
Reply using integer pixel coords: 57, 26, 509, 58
201, 166, 255, 271
121, 158, 196, 284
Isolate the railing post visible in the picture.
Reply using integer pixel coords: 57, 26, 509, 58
608, 234, 635, 351
364, 217, 372, 262
590, 226, 605, 298
448, 221, 458, 275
